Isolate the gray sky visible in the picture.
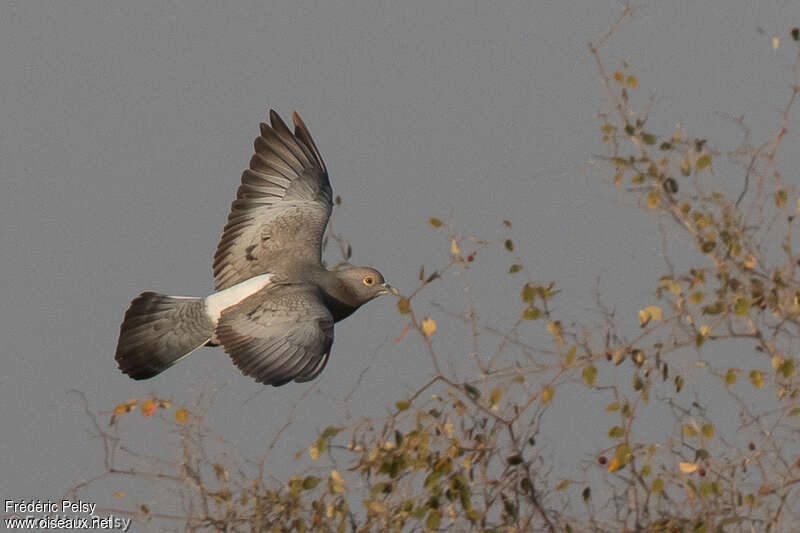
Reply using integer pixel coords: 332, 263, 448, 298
2, 0, 799, 515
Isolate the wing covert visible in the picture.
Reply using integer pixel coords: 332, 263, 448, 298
215, 283, 334, 386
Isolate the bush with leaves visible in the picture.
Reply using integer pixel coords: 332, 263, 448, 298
71, 7, 800, 532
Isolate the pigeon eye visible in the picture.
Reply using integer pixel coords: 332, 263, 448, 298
363, 276, 374, 286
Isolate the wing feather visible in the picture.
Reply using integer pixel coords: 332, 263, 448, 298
213, 110, 332, 290
215, 283, 334, 386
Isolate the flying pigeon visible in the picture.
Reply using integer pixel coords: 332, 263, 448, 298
115, 110, 397, 386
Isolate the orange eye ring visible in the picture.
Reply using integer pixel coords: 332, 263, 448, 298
363, 276, 375, 286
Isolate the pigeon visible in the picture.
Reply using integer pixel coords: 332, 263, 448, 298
114, 110, 397, 386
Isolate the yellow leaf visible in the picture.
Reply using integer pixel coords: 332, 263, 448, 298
743, 254, 757, 269
113, 403, 128, 416
638, 305, 663, 327
521, 306, 541, 321
646, 191, 659, 209
309, 443, 320, 460
174, 408, 188, 424
607, 456, 621, 472
724, 369, 737, 386
140, 399, 156, 417
696, 154, 711, 170
613, 70, 624, 82
680, 157, 691, 176
679, 462, 698, 474
626, 75, 638, 89
329, 470, 345, 494
773, 36, 780, 49
449, 237, 460, 255
690, 291, 704, 304
489, 388, 502, 406
749, 370, 764, 389
428, 217, 443, 228
546, 320, 562, 337
541, 385, 554, 405
421, 317, 437, 338
113, 491, 125, 499
699, 325, 710, 337
683, 424, 697, 437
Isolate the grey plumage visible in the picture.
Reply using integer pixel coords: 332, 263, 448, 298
115, 293, 216, 380
115, 110, 397, 386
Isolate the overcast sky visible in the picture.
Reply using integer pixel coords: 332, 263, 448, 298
2, 0, 799, 517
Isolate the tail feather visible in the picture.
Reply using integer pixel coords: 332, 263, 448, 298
115, 292, 216, 380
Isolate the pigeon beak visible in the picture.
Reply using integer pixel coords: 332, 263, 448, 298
380, 283, 400, 296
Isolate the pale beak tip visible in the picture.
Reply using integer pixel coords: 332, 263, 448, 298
382, 283, 400, 296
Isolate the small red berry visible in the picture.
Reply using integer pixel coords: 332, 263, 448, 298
698, 468, 706, 477
467, 254, 474, 262
605, 352, 612, 361
748, 442, 755, 451
598, 456, 607, 465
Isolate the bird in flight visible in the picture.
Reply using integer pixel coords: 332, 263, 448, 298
115, 110, 397, 386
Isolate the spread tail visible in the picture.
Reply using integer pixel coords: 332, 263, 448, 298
115, 292, 216, 380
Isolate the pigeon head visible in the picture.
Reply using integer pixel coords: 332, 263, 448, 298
335, 266, 398, 303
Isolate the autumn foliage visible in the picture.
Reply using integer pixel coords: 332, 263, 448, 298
72, 8, 800, 532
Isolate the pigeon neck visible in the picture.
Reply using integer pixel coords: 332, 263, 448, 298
315, 269, 360, 322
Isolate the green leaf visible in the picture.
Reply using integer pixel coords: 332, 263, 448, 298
565, 346, 576, 366
506, 454, 524, 465
615, 443, 631, 464
508, 263, 523, 273
582, 365, 597, 387
425, 511, 440, 531
642, 133, 657, 145
582, 487, 591, 501
556, 479, 569, 491
302, 476, 319, 490
650, 478, 664, 494
734, 298, 750, 317
321, 426, 341, 439
696, 154, 711, 170
683, 424, 697, 437
428, 217, 443, 228
776, 189, 788, 208
397, 298, 411, 314
779, 359, 795, 378
607, 426, 625, 439
463, 383, 481, 400
749, 370, 763, 389
504, 239, 514, 252
521, 306, 541, 321
395, 400, 410, 411
724, 368, 737, 387
521, 283, 536, 303
701, 424, 714, 439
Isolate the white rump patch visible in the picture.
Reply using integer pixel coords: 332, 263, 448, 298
204, 273, 274, 322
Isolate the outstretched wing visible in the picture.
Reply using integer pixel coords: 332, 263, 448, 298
215, 283, 334, 386
213, 110, 332, 291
